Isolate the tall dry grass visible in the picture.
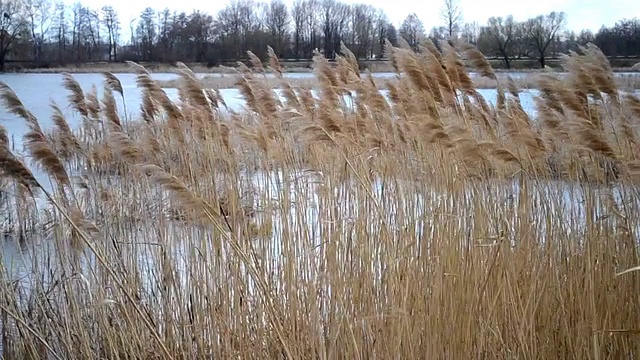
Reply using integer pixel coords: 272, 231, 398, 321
0, 39, 640, 359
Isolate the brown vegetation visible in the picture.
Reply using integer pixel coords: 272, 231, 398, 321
154, 69, 640, 91
1, 40, 640, 359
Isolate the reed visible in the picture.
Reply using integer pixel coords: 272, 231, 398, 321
1, 40, 640, 359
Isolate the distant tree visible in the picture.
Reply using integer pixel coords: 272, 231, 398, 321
441, 0, 462, 38
478, 16, 517, 68
136, 7, 156, 61
215, 0, 262, 61
386, 23, 398, 47
428, 26, 447, 46
71, 3, 101, 62
577, 29, 595, 46
460, 21, 480, 45
52, 2, 68, 63
318, 0, 350, 60
373, 10, 392, 58
349, 4, 376, 59
291, 0, 320, 59
523, 11, 566, 68
101, 5, 120, 61
0, 0, 28, 71
9, 0, 639, 68
184, 11, 214, 62
595, 18, 640, 57
264, 0, 289, 57
24, 0, 53, 63
399, 13, 425, 51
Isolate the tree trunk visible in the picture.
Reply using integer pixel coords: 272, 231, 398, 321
539, 55, 546, 69
500, 50, 511, 69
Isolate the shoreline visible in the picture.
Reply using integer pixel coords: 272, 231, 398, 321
2, 62, 638, 92
4, 60, 639, 75
152, 71, 640, 91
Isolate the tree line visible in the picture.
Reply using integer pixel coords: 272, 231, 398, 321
0, 0, 639, 71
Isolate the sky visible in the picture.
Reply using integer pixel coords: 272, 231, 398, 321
66, 0, 639, 37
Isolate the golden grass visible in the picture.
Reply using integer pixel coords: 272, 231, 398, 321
1, 40, 640, 359
154, 68, 640, 92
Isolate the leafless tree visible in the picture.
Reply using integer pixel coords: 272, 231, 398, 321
0, 0, 27, 70
4, 0, 638, 71
478, 16, 516, 68
374, 10, 392, 58
52, 1, 67, 63
399, 13, 425, 51
349, 4, 376, 60
441, 0, 462, 38
291, 0, 320, 59
523, 11, 566, 68
24, 0, 52, 63
136, 7, 156, 61
460, 21, 480, 45
264, 0, 289, 57
101, 5, 120, 61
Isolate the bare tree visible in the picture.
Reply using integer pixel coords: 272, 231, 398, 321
478, 16, 516, 68
460, 21, 480, 45
183, 10, 213, 62
399, 13, 425, 51
524, 11, 566, 68
52, 1, 68, 63
291, 0, 319, 59
291, 0, 306, 58
6, 0, 620, 69
373, 10, 391, 58
441, 0, 462, 38
319, 0, 336, 58
319, 0, 349, 59
214, 0, 264, 61
101, 5, 120, 61
136, 7, 156, 61
349, 4, 376, 60
429, 26, 447, 46
264, 0, 289, 57
24, 0, 52, 63
0, 0, 28, 71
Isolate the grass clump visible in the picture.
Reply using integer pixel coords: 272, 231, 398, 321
0, 40, 640, 359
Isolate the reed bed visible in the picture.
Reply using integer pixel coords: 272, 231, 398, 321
154, 71, 544, 91
154, 65, 640, 92
1, 40, 640, 359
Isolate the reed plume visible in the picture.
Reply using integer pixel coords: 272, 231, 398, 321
61, 72, 89, 118
101, 84, 123, 132
246, 50, 265, 75
460, 42, 497, 81
0, 82, 39, 125
267, 45, 283, 79
0, 126, 41, 192
0, 82, 70, 189
102, 71, 124, 98
50, 101, 83, 159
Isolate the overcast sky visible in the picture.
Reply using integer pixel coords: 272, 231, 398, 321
67, 0, 637, 35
